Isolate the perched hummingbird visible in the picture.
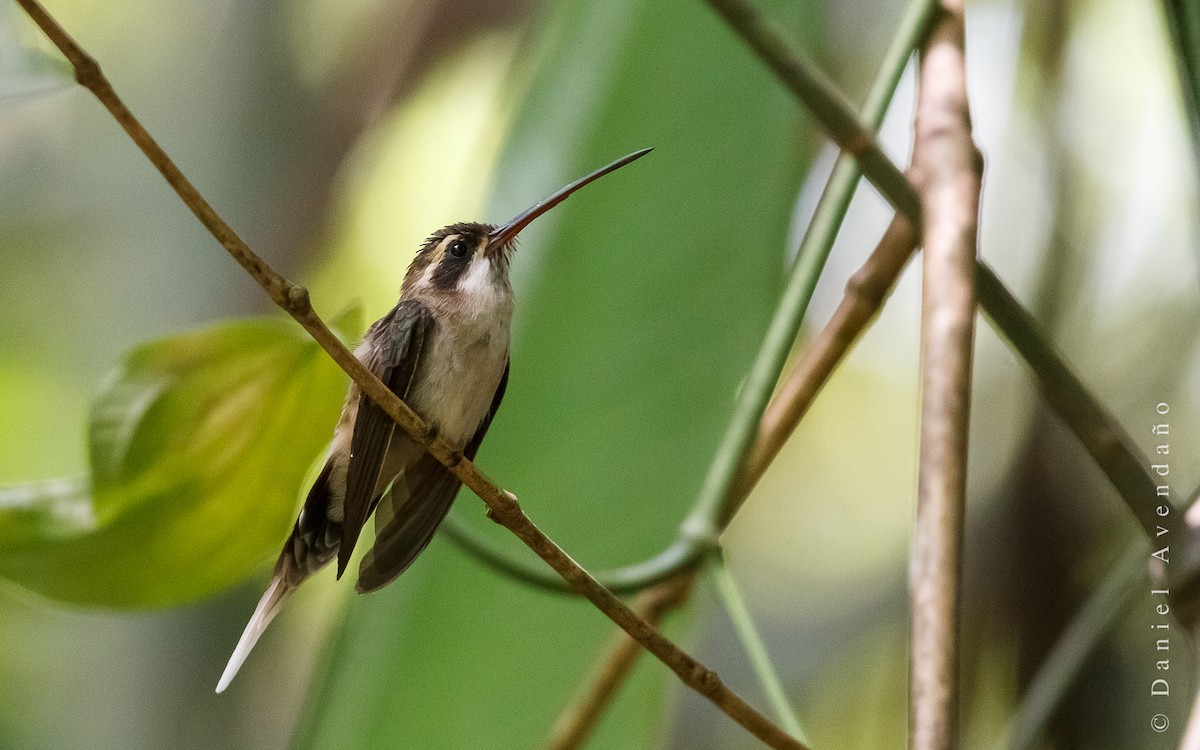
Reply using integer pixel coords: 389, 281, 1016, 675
216, 148, 650, 693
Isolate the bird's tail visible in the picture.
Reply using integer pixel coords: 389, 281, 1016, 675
217, 462, 340, 693
215, 574, 294, 693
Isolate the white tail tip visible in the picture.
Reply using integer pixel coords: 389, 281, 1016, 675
216, 576, 291, 693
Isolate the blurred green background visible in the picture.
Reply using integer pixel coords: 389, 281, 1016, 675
1, 0, 1199, 748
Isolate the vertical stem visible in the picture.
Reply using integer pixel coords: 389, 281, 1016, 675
909, 3, 981, 748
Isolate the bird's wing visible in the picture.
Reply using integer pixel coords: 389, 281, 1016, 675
357, 360, 509, 593
336, 299, 432, 577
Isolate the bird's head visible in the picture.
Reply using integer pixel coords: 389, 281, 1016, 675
400, 148, 651, 299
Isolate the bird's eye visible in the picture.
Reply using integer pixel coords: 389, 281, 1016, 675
447, 238, 470, 259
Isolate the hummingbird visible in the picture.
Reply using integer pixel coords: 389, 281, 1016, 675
216, 148, 651, 693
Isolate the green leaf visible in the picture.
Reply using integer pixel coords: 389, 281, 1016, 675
0, 316, 351, 608
299, 0, 819, 747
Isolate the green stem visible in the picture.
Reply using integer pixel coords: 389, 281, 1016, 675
998, 541, 1148, 750
709, 555, 808, 743
711, 0, 940, 525
441, 516, 706, 595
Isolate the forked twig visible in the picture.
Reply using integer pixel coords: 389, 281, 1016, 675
14, 1, 804, 746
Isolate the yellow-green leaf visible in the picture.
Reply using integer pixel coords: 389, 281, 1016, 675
0, 316, 351, 608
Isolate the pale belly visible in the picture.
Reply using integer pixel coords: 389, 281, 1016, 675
404, 318, 509, 447
325, 313, 509, 518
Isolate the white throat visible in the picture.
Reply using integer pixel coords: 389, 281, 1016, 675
457, 257, 512, 320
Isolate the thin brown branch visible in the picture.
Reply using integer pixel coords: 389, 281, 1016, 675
15, 1, 805, 747
732, 215, 919, 504
546, 574, 696, 750
908, 4, 981, 749
473, 489, 804, 749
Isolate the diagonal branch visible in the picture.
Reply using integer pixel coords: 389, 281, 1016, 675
973, 268, 1166, 542
14, 1, 805, 746
908, 4, 982, 747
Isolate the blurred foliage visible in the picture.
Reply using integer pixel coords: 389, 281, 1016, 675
1, 0, 1199, 748
0, 315, 351, 607
308, 32, 518, 316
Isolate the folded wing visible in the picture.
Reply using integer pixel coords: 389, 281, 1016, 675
336, 299, 432, 577
357, 361, 509, 593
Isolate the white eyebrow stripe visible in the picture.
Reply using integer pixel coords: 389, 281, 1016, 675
419, 255, 439, 286
415, 234, 454, 287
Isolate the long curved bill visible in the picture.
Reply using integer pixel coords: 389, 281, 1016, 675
488, 148, 652, 249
